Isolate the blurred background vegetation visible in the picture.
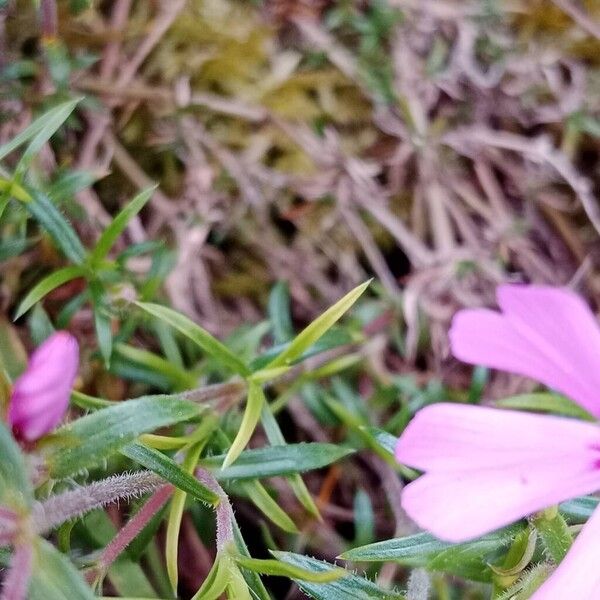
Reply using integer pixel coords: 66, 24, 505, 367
2, 0, 600, 597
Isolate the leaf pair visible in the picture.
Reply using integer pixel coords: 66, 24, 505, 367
137, 280, 370, 469
16, 186, 155, 366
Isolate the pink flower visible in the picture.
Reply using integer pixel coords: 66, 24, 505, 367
8, 331, 79, 442
395, 285, 600, 598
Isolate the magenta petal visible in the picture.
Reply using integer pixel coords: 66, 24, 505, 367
8, 331, 79, 441
450, 285, 600, 417
531, 506, 600, 599
395, 404, 600, 542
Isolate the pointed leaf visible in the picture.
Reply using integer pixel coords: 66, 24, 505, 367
273, 551, 404, 599
45, 395, 202, 478
238, 480, 298, 533
190, 555, 231, 600
121, 442, 219, 506
17, 99, 80, 172
223, 381, 264, 468
0, 422, 33, 510
15, 266, 86, 319
28, 539, 95, 600
260, 404, 320, 518
0, 100, 80, 162
25, 189, 87, 264
136, 302, 250, 376
341, 527, 522, 583
203, 443, 354, 481
90, 186, 156, 264
496, 393, 594, 421
235, 556, 344, 582
268, 281, 294, 344
266, 281, 370, 368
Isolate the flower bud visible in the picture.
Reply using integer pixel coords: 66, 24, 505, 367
8, 331, 79, 442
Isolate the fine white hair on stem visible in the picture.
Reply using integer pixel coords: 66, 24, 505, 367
32, 471, 163, 535
195, 467, 234, 551
407, 568, 431, 600
0, 543, 33, 600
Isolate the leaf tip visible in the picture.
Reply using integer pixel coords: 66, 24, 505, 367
221, 449, 238, 470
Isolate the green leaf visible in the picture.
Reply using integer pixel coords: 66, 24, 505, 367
223, 381, 265, 468
47, 170, 97, 201
44, 395, 202, 478
489, 527, 537, 578
136, 302, 250, 376
495, 393, 594, 421
251, 328, 353, 371
165, 442, 205, 593
0, 177, 31, 202
0, 422, 33, 510
238, 480, 298, 533
560, 496, 599, 523
28, 539, 95, 600
266, 280, 369, 368
202, 443, 354, 481
28, 304, 56, 344
114, 343, 196, 389
14, 265, 86, 319
89, 186, 156, 264
90, 280, 113, 366
108, 558, 158, 598
248, 366, 291, 384
121, 442, 219, 506
533, 508, 572, 563
273, 551, 404, 599
353, 489, 375, 547
94, 304, 113, 367
234, 556, 344, 582
0, 236, 31, 261
232, 520, 272, 600
190, 554, 231, 600
70, 390, 115, 410
341, 531, 454, 562
25, 189, 87, 264
0, 99, 80, 162
0, 317, 28, 378
227, 566, 252, 600
16, 99, 80, 173
363, 427, 397, 456
341, 527, 521, 583
260, 404, 320, 518
494, 563, 551, 600
268, 281, 294, 344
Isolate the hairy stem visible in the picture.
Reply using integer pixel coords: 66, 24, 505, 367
1, 544, 32, 600
32, 471, 163, 535
195, 468, 234, 551
98, 484, 173, 572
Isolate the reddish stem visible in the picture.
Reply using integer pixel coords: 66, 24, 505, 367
195, 468, 233, 551
98, 484, 173, 572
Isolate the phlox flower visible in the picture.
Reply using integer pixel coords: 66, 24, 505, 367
8, 331, 79, 442
395, 285, 600, 598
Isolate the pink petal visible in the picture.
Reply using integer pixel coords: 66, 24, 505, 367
449, 285, 600, 417
8, 332, 79, 441
530, 505, 600, 599
395, 404, 600, 542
